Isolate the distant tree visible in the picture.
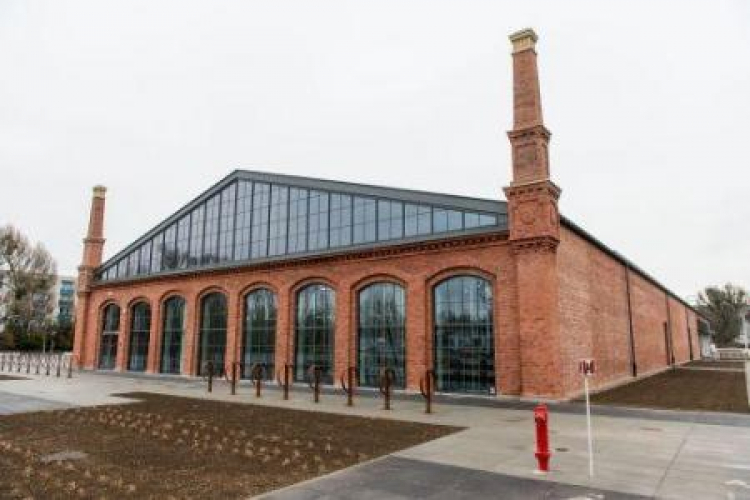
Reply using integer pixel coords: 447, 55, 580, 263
0, 225, 58, 348
696, 283, 748, 347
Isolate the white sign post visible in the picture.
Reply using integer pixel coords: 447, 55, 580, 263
579, 359, 595, 478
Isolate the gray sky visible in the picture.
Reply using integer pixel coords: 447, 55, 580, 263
1, 0, 748, 299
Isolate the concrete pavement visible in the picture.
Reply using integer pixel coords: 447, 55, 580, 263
0, 371, 749, 499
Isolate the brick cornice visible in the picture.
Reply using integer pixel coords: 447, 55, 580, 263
507, 124, 551, 142
510, 236, 559, 254
90, 231, 509, 290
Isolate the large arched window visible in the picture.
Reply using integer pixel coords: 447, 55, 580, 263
433, 275, 495, 393
295, 284, 335, 383
358, 282, 406, 388
160, 296, 185, 374
198, 292, 227, 376
99, 303, 120, 370
127, 302, 151, 371
242, 288, 277, 380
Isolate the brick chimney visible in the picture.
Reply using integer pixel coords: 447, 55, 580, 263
503, 29, 564, 398
73, 185, 107, 367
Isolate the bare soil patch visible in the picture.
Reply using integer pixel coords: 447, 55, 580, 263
0, 392, 459, 499
590, 368, 749, 413
684, 359, 745, 370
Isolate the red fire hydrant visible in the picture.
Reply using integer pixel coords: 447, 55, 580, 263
534, 404, 551, 472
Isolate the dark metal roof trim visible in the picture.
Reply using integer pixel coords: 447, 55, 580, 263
560, 216, 701, 316
97, 169, 507, 273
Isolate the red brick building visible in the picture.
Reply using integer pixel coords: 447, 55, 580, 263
72, 29, 699, 399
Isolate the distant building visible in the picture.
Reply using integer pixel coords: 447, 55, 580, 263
53, 276, 77, 326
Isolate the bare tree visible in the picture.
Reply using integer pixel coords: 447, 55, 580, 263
0, 225, 58, 348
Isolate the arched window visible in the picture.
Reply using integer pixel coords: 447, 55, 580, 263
128, 302, 151, 371
198, 293, 227, 376
295, 284, 335, 383
160, 296, 185, 374
433, 275, 495, 393
358, 282, 406, 388
99, 303, 120, 370
242, 288, 277, 380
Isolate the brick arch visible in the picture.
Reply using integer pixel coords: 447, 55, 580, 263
157, 289, 188, 306
425, 266, 497, 289
237, 281, 279, 318
350, 273, 408, 294
126, 296, 152, 310
289, 276, 338, 295
195, 285, 230, 303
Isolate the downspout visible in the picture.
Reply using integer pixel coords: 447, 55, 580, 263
685, 308, 694, 361
665, 292, 675, 366
625, 264, 637, 377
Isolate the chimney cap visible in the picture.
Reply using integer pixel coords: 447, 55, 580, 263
92, 185, 107, 198
509, 28, 538, 53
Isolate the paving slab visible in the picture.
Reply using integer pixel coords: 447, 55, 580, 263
257, 456, 647, 499
0, 390, 72, 414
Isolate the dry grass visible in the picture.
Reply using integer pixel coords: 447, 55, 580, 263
591, 368, 749, 413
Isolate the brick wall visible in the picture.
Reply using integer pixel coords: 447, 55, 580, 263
557, 226, 699, 394
78, 235, 524, 395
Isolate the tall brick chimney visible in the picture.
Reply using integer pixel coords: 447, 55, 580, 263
73, 185, 107, 367
503, 29, 564, 398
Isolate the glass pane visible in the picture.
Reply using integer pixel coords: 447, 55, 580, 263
243, 289, 277, 380
433, 276, 494, 393
162, 223, 178, 270
353, 197, 376, 244
329, 194, 352, 247
198, 293, 227, 376
189, 205, 205, 266
128, 303, 151, 372
203, 194, 221, 265
251, 183, 270, 258
176, 214, 191, 269
234, 180, 253, 260
98, 304, 120, 370
358, 283, 406, 388
295, 284, 335, 384
308, 190, 329, 251
288, 188, 308, 253
218, 183, 237, 262
160, 297, 185, 374
269, 185, 289, 256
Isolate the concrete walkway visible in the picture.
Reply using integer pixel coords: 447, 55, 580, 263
1, 372, 749, 499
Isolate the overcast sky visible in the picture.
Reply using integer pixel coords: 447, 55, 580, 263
1, 0, 748, 299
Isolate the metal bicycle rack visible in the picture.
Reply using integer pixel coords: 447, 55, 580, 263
419, 369, 436, 414
276, 363, 293, 400
379, 367, 396, 410
306, 365, 323, 403
340, 366, 357, 407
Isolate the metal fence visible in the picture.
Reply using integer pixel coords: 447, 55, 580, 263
0, 351, 77, 378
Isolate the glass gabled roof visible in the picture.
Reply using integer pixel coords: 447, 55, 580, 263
96, 170, 508, 282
